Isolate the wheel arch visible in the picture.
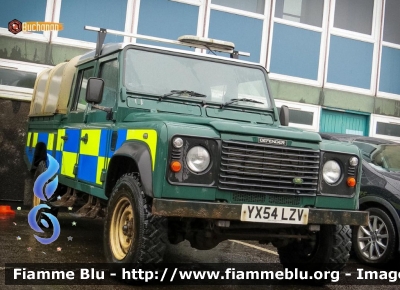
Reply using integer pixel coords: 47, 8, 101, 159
105, 141, 153, 199
359, 196, 400, 252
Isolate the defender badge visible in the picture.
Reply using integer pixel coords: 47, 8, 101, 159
258, 137, 287, 146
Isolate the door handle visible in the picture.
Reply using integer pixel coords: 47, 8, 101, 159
80, 133, 88, 144
61, 135, 68, 141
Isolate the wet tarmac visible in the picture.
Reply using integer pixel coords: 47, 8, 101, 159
0, 205, 398, 290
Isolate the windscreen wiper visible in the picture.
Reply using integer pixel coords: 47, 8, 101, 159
160, 90, 206, 100
220, 98, 264, 109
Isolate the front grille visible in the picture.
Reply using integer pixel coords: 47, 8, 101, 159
232, 192, 301, 206
219, 140, 320, 195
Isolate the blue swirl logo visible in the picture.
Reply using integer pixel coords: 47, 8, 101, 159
28, 154, 61, 244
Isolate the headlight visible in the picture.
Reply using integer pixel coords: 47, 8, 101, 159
323, 160, 341, 184
349, 156, 359, 166
186, 146, 210, 172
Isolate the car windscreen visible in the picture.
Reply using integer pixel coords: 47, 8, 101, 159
354, 142, 400, 172
124, 49, 271, 109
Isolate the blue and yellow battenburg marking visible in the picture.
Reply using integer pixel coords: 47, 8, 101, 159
27, 129, 157, 186
26, 132, 55, 163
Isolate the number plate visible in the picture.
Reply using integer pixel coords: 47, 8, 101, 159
241, 204, 309, 225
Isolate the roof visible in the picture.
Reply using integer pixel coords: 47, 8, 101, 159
77, 42, 261, 67
319, 133, 397, 145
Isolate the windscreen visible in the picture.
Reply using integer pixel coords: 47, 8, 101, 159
354, 142, 400, 172
124, 49, 271, 109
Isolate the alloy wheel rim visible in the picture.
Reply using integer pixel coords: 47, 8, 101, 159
110, 196, 134, 260
357, 214, 389, 261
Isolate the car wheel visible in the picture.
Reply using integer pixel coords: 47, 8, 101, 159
353, 207, 396, 264
104, 173, 167, 264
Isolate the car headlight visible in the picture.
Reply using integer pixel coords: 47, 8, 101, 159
186, 146, 210, 172
323, 160, 341, 184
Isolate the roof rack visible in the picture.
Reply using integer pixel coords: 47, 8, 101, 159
84, 26, 250, 59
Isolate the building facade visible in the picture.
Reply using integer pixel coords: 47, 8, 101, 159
1, 0, 400, 139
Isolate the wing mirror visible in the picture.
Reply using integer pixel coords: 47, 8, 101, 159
85, 77, 104, 104
279, 105, 289, 126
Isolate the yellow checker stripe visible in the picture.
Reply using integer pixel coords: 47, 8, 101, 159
32, 133, 38, 148
47, 133, 55, 151
126, 129, 157, 171
56, 129, 65, 151
80, 129, 101, 156
61, 151, 77, 177
26, 132, 31, 146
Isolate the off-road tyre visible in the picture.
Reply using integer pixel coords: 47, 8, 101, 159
104, 173, 167, 264
278, 225, 352, 284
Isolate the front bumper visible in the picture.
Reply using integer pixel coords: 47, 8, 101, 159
152, 198, 368, 226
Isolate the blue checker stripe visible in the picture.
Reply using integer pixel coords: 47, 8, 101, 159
116, 129, 127, 149
63, 129, 80, 152
55, 151, 62, 174
99, 129, 108, 157
78, 155, 97, 183
37, 133, 48, 145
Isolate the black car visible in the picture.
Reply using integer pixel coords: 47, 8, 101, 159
320, 133, 400, 264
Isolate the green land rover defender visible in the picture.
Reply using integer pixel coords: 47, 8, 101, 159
25, 27, 368, 272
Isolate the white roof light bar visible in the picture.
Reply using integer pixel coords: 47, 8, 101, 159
84, 26, 250, 58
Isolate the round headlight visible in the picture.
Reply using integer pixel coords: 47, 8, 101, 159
173, 137, 183, 148
349, 156, 359, 166
323, 160, 341, 184
186, 146, 210, 172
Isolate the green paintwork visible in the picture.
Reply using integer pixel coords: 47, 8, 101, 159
25, 43, 365, 217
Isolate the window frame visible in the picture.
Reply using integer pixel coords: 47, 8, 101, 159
69, 64, 95, 112
0, 59, 52, 101
267, 0, 330, 87
0, 0, 54, 42
376, 0, 400, 100
323, 0, 383, 96
97, 56, 119, 110
50, 0, 133, 49
370, 114, 400, 142
203, 0, 272, 65
274, 99, 321, 132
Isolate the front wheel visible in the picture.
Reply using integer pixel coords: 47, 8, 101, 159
278, 225, 352, 276
352, 207, 396, 264
104, 173, 167, 264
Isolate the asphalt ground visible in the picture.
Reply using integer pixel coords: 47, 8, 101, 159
1, 204, 399, 290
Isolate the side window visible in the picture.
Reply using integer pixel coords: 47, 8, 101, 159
99, 59, 119, 108
73, 67, 94, 111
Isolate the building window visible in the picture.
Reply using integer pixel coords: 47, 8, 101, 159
376, 122, 400, 138
325, 0, 378, 93
382, 0, 400, 45
57, 0, 127, 44
206, 0, 268, 64
268, 0, 325, 82
275, 100, 320, 131
370, 115, 400, 142
211, 0, 265, 14
333, 0, 374, 35
136, 0, 199, 50
378, 0, 400, 97
274, 0, 323, 27
0, 0, 47, 36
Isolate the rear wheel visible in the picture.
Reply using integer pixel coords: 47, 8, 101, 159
104, 173, 167, 264
353, 207, 396, 264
